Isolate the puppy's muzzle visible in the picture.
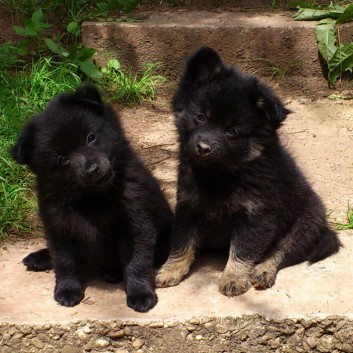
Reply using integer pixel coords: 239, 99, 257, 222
85, 163, 100, 178
196, 141, 212, 156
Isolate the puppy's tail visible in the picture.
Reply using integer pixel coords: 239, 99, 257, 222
307, 228, 342, 265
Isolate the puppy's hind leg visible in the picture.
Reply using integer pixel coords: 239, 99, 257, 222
251, 219, 341, 290
23, 248, 53, 272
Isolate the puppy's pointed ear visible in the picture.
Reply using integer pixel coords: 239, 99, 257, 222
10, 119, 37, 165
255, 83, 292, 129
184, 47, 223, 83
74, 85, 102, 105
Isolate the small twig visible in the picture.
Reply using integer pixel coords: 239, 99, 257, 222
146, 156, 171, 166
142, 143, 176, 150
284, 129, 308, 135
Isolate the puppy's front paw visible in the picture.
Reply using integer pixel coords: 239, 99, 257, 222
127, 291, 157, 313
54, 282, 84, 307
219, 273, 251, 297
250, 263, 277, 290
155, 267, 185, 288
23, 249, 53, 272
219, 257, 252, 296
155, 243, 196, 288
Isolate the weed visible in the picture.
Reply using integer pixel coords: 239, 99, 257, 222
101, 59, 166, 103
335, 205, 353, 230
250, 57, 302, 84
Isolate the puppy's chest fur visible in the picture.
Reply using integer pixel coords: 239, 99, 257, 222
41, 188, 130, 243
185, 169, 262, 221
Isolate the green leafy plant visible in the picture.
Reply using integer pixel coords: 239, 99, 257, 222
13, 9, 52, 56
100, 59, 166, 103
293, 2, 353, 87
12, 8, 101, 81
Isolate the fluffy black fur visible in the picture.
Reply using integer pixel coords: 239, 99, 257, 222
156, 47, 341, 295
11, 85, 172, 312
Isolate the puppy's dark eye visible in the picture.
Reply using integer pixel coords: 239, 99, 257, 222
225, 127, 238, 136
87, 133, 96, 144
57, 155, 70, 166
196, 113, 206, 122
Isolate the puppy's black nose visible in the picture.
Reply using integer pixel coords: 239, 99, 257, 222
196, 142, 212, 156
85, 163, 99, 177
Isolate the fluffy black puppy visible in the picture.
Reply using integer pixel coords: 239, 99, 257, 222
11, 85, 172, 312
156, 47, 341, 296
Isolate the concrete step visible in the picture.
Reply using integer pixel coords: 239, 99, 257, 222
82, 11, 353, 93
1, 232, 353, 353
1, 97, 353, 352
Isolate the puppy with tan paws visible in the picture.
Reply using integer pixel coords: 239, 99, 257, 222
156, 47, 341, 296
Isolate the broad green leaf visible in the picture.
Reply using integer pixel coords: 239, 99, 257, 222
44, 38, 69, 57
327, 3, 347, 16
328, 43, 353, 87
107, 59, 120, 71
315, 18, 337, 62
16, 48, 27, 56
43, 38, 61, 54
336, 3, 353, 24
78, 47, 96, 61
23, 18, 35, 27
24, 27, 38, 37
67, 22, 81, 36
13, 26, 26, 36
80, 61, 103, 81
94, 2, 109, 16
31, 9, 44, 23
41, 23, 52, 29
294, 8, 341, 20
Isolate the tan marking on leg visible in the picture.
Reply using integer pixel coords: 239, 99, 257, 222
250, 236, 294, 290
155, 237, 197, 288
250, 254, 283, 290
219, 247, 253, 297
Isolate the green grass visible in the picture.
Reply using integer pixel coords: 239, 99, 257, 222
101, 59, 166, 103
0, 53, 82, 240
335, 205, 353, 230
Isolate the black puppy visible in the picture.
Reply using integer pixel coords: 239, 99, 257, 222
11, 85, 172, 312
156, 47, 341, 296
